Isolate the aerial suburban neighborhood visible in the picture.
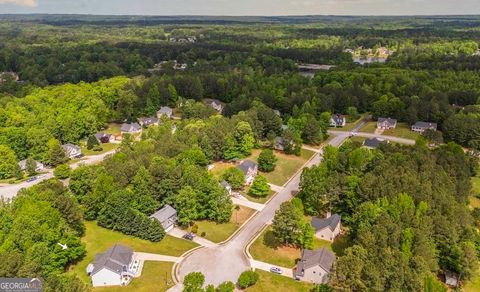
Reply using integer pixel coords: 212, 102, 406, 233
1, 10, 480, 292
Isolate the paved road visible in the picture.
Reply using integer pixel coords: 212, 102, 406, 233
327, 130, 416, 145
0, 150, 116, 200
168, 228, 218, 248
175, 134, 349, 286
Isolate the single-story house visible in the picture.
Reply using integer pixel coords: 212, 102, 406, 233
18, 159, 45, 172
220, 180, 232, 196
363, 138, 388, 149
237, 160, 258, 185
150, 205, 178, 232
295, 248, 336, 284
62, 144, 82, 159
120, 123, 142, 134
311, 212, 341, 242
377, 118, 397, 130
157, 106, 173, 119
138, 117, 159, 127
445, 271, 459, 287
273, 136, 286, 151
87, 244, 137, 287
330, 114, 346, 128
95, 132, 114, 144
209, 100, 223, 113
411, 122, 437, 133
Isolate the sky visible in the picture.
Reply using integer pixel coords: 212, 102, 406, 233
1, 0, 480, 16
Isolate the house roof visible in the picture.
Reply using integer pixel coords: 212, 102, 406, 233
62, 144, 81, 152
94, 132, 112, 140
220, 180, 231, 189
211, 100, 222, 106
138, 117, 159, 125
150, 205, 177, 224
377, 117, 397, 125
331, 114, 345, 124
363, 138, 387, 149
237, 160, 257, 175
157, 106, 173, 115
18, 159, 43, 170
295, 248, 336, 277
413, 121, 437, 129
121, 123, 141, 133
311, 214, 341, 232
91, 244, 133, 276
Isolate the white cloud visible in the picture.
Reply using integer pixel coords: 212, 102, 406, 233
0, 0, 38, 7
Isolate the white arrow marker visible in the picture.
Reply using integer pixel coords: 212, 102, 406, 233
57, 243, 68, 250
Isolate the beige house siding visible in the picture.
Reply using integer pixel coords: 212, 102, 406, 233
315, 224, 341, 242
91, 268, 122, 287
302, 266, 329, 284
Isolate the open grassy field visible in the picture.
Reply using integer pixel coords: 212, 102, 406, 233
245, 270, 313, 292
243, 190, 276, 204
193, 205, 256, 243
250, 227, 336, 268
94, 261, 174, 292
69, 221, 198, 284
209, 161, 236, 178
105, 123, 122, 135
382, 123, 420, 140
81, 142, 118, 156
359, 121, 377, 133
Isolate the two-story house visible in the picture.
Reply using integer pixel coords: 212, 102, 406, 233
311, 212, 341, 242
236, 160, 258, 185
295, 248, 336, 284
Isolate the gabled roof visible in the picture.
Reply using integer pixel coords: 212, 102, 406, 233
62, 143, 81, 152
377, 117, 397, 125
94, 132, 112, 140
363, 138, 387, 149
413, 121, 437, 129
138, 117, 159, 126
157, 106, 173, 115
91, 244, 133, 276
151, 204, 177, 224
121, 123, 141, 133
331, 114, 345, 124
237, 160, 257, 175
295, 248, 336, 277
311, 214, 341, 232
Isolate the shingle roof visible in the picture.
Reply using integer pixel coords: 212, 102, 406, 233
295, 248, 336, 277
121, 123, 141, 133
331, 114, 345, 125
138, 117, 159, 126
92, 244, 133, 276
157, 106, 173, 116
311, 214, 341, 232
377, 117, 397, 126
413, 121, 437, 130
363, 138, 387, 149
237, 160, 257, 175
150, 205, 177, 224
62, 144, 81, 152
94, 132, 112, 140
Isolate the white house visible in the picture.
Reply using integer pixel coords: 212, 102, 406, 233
237, 160, 258, 185
377, 117, 397, 130
295, 248, 336, 284
62, 144, 82, 159
209, 100, 223, 113
150, 205, 178, 232
330, 114, 346, 127
120, 123, 142, 134
310, 213, 341, 242
18, 159, 45, 172
87, 244, 137, 287
157, 106, 173, 119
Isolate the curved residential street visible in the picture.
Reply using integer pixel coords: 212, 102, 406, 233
175, 134, 349, 287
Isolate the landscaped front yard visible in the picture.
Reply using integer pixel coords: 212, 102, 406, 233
359, 121, 377, 133
81, 142, 118, 156
70, 221, 198, 285
246, 270, 313, 292
243, 190, 276, 204
192, 205, 256, 243
382, 123, 420, 140
95, 261, 174, 292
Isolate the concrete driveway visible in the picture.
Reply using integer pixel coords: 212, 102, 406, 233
327, 130, 416, 145
168, 228, 218, 248
250, 259, 293, 278
231, 196, 265, 211
175, 134, 349, 287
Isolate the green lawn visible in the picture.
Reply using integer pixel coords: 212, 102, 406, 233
359, 121, 377, 133
104, 123, 122, 135
382, 123, 420, 140
472, 165, 480, 198
329, 114, 367, 132
349, 136, 365, 144
246, 270, 313, 292
465, 268, 480, 292
81, 143, 118, 156
94, 261, 174, 292
243, 190, 276, 204
192, 205, 256, 243
70, 221, 198, 285
250, 227, 334, 268
209, 161, 235, 178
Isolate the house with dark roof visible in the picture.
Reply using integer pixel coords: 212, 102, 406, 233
87, 244, 137, 287
120, 123, 142, 134
411, 121, 437, 133
62, 144, 82, 159
157, 106, 173, 119
295, 248, 336, 284
363, 138, 388, 149
150, 205, 177, 232
138, 117, 159, 128
95, 132, 114, 144
311, 212, 341, 242
209, 100, 223, 113
377, 117, 397, 130
237, 160, 258, 185
330, 114, 346, 127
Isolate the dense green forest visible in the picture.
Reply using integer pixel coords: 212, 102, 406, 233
1, 15, 480, 291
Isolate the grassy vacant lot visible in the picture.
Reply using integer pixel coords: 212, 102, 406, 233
193, 205, 256, 243
70, 221, 198, 284
349, 136, 366, 144
81, 143, 118, 156
250, 227, 345, 268
359, 121, 377, 133
95, 262, 174, 292
246, 270, 313, 292
209, 161, 235, 178
105, 123, 122, 135
382, 123, 420, 140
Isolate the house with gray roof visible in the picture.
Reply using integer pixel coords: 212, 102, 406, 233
138, 117, 159, 127
18, 159, 45, 172
62, 144, 82, 159
377, 117, 397, 130
363, 137, 388, 149
295, 248, 336, 284
120, 123, 142, 134
311, 212, 341, 242
411, 121, 437, 133
87, 244, 137, 287
237, 160, 258, 185
150, 205, 177, 232
157, 106, 173, 119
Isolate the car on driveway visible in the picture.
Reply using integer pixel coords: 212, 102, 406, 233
270, 267, 283, 274
182, 233, 195, 240
26, 176, 37, 182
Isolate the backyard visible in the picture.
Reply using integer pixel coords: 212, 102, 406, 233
246, 270, 313, 292
191, 205, 256, 243
69, 221, 198, 285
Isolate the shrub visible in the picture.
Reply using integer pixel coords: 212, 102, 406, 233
216, 281, 235, 292
54, 164, 71, 179
222, 167, 246, 190
248, 175, 270, 197
201, 232, 206, 237
191, 224, 199, 234
237, 270, 259, 289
